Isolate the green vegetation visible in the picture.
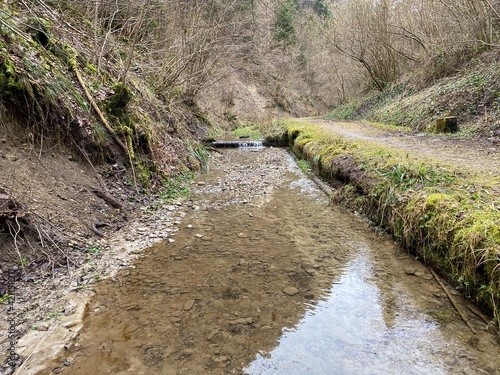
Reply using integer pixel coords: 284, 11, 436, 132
297, 159, 310, 173
161, 169, 194, 201
84, 245, 102, 255
324, 101, 362, 121
274, 0, 298, 46
47, 311, 63, 320
233, 125, 262, 140
282, 119, 500, 327
259, 119, 288, 146
0, 294, 12, 304
313, 0, 331, 19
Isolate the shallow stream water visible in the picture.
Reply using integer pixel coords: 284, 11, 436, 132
42, 147, 500, 375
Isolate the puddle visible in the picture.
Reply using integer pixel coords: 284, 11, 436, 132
37, 148, 500, 375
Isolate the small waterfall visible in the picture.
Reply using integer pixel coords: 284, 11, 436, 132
210, 140, 265, 148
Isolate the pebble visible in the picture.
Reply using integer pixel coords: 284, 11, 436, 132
181, 349, 195, 356
228, 317, 254, 325
207, 330, 219, 341
213, 355, 229, 363
283, 287, 299, 296
404, 267, 417, 275
183, 299, 195, 311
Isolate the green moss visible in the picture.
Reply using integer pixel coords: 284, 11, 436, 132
134, 161, 151, 187
123, 125, 135, 160
233, 125, 261, 140
85, 62, 97, 74
106, 82, 131, 117
0, 51, 24, 100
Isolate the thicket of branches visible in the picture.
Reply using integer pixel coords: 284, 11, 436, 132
4, 0, 499, 120
314, 0, 500, 100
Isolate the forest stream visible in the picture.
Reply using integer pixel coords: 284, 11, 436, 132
36, 146, 500, 375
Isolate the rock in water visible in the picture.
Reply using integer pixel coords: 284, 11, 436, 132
183, 299, 195, 311
283, 287, 299, 296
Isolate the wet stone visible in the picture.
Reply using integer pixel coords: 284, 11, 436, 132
183, 299, 195, 311
283, 287, 299, 296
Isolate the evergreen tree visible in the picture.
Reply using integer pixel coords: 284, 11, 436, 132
274, 0, 298, 46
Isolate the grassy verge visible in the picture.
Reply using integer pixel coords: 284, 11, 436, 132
281, 119, 500, 328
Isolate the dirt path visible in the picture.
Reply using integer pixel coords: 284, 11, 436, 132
300, 118, 500, 177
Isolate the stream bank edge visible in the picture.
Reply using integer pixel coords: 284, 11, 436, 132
281, 119, 500, 330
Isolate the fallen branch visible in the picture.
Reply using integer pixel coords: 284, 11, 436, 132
430, 268, 477, 334
91, 222, 112, 237
91, 188, 123, 209
68, 49, 129, 156
467, 302, 491, 325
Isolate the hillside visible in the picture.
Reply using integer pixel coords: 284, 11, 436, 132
325, 47, 500, 137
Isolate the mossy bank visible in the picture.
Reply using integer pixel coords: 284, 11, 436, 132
280, 119, 500, 329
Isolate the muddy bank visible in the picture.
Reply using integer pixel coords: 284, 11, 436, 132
21, 147, 500, 375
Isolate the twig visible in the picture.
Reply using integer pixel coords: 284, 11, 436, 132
71, 138, 107, 191
6, 216, 24, 272
429, 268, 477, 334
91, 189, 123, 209
91, 222, 106, 237
37, 225, 78, 269
466, 302, 491, 325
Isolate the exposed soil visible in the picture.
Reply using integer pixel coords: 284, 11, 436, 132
302, 118, 500, 178
0, 123, 174, 373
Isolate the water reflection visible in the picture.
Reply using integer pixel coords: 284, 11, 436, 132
245, 250, 452, 375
